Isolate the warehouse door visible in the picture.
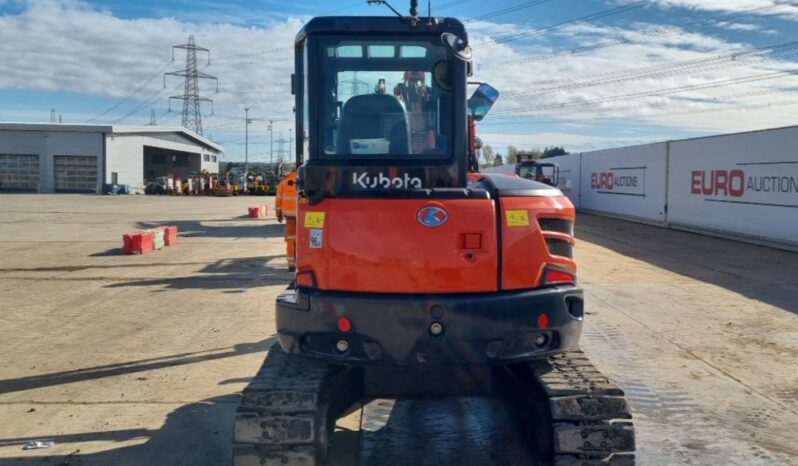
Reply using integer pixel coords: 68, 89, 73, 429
54, 156, 98, 192
0, 154, 39, 191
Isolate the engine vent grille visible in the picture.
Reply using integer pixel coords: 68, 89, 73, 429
538, 217, 574, 235
546, 238, 574, 259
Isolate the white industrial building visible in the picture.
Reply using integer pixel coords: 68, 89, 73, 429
0, 123, 223, 193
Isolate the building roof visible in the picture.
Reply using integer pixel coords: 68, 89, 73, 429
0, 122, 224, 153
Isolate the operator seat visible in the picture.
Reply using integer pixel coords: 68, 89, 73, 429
337, 94, 410, 154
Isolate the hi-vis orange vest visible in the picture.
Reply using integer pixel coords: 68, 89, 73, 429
275, 171, 298, 217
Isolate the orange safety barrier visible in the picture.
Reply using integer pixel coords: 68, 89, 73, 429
123, 231, 154, 255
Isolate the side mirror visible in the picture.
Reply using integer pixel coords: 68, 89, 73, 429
468, 83, 500, 121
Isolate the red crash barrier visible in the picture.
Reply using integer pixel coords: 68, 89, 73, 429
122, 226, 179, 255
123, 231, 154, 255
160, 225, 178, 246
248, 206, 264, 218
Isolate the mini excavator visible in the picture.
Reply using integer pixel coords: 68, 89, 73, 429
234, 2, 635, 465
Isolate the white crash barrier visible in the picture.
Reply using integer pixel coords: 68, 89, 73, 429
667, 127, 798, 248
486, 124, 798, 250
576, 143, 668, 223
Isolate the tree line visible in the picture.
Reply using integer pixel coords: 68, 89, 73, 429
478, 145, 569, 167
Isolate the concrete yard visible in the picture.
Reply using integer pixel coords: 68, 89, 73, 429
0, 194, 796, 465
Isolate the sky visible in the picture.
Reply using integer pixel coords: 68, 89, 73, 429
2, 0, 798, 162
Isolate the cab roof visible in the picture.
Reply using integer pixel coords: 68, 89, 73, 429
296, 16, 468, 44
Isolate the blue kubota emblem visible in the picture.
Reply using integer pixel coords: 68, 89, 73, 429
417, 206, 448, 227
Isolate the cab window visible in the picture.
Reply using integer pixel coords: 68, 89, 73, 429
319, 37, 453, 158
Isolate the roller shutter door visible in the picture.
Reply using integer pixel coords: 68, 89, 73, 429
0, 154, 39, 191
55, 156, 98, 192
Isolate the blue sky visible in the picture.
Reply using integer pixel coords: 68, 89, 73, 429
2, 0, 798, 161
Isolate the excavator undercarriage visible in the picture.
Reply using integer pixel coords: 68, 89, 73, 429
234, 344, 635, 465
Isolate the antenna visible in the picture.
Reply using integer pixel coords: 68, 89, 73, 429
367, 0, 420, 24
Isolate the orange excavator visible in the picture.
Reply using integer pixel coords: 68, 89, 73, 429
234, 2, 635, 465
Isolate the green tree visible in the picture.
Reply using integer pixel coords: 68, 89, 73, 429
493, 153, 504, 167
507, 146, 519, 164
517, 149, 543, 162
541, 146, 568, 158
481, 145, 495, 167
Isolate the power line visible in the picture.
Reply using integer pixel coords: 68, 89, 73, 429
492, 68, 798, 115
479, 3, 785, 68
112, 82, 181, 124
486, 81, 798, 123
466, 0, 557, 22
475, 1, 651, 49
85, 60, 172, 123
500, 41, 798, 98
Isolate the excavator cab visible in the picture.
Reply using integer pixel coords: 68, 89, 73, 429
517, 160, 560, 187
293, 16, 474, 198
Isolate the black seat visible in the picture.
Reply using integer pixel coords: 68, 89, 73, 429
337, 94, 409, 154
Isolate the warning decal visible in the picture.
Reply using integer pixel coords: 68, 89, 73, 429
505, 210, 530, 227
305, 212, 325, 228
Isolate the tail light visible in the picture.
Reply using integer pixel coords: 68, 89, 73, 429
337, 316, 352, 333
296, 270, 317, 288
543, 267, 576, 285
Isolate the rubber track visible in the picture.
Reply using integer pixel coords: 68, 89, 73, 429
233, 344, 334, 466
530, 350, 636, 466
233, 346, 635, 466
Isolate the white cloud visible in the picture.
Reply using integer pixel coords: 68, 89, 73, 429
3, 0, 798, 157
0, 0, 300, 123
467, 17, 798, 148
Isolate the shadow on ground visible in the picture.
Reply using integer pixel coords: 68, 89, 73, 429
0, 345, 359, 466
577, 213, 798, 314
0, 394, 238, 466
136, 220, 284, 240
104, 255, 292, 291
0, 338, 276, 396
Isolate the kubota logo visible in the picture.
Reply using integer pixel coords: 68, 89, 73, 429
352, 172, 422, 189
417, 206, 448, 227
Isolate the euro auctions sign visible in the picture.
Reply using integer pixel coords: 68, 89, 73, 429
689, 167, 798, 207
590, 167, 646, 196
668, 127, 798, 245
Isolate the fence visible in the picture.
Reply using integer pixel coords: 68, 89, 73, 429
490, 125, 798, 250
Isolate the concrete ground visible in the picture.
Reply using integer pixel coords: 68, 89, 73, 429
0, 194, 795, 465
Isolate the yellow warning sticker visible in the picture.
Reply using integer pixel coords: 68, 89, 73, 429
304, 212, 326, 228
505, 210, 530, 227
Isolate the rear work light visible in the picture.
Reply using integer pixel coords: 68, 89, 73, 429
543, 268, 576, 285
